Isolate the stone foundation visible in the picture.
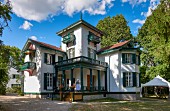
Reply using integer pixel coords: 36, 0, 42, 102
107, 94, 140, 100
83, 94, 105, 101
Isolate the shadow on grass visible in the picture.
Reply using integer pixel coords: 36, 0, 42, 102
69, 98, 170, 111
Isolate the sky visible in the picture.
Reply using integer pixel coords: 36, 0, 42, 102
1, 0, 160, 50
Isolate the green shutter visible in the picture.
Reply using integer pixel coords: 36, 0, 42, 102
88, 48, 90, 58
94, 50, 96, 60
44, 53, 47, 63
133, 72, 137, 87
122, 53, 125, 64
52, 54, 55, 64
138, 55, 140, 65
132, 54, 136, 64
44, 73, 47, 90
123, 72, 126, 87
139, 73, 141, 87
53, 73, 56, 90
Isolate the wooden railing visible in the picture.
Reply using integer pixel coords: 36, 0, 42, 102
55, 56, 108, 67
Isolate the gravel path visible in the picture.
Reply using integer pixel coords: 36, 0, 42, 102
0, 95, 72, 111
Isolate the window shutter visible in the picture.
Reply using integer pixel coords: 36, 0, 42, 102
53, 73, 56, 90
52, 54, 55, 64
122, 53, 125, 64
123, 72, 126, 87
44, 73, 47, 90
44, 53, 47, 63
133, 72, 137, 87
138, 55, 140, 65
132, 54, 136, 64
94, 50, 96, 60
88, 48, 90, 58
139, 73, 141, 87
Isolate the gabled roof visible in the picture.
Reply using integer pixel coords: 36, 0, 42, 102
22, 39, 65, 53
57, 19, 104, 36
97, 40, 131, 54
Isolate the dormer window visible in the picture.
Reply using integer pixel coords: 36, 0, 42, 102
88, 32, 101, 44
62, 32, 76, 44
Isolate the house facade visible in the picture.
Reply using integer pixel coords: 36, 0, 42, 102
7, 68, 21, 88
21, 19, 140, 100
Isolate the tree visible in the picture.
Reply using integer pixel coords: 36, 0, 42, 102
96, 14, 133, 47
0, 0, 12, 36
0, 1, 19, 94
0, 44, 21, 94
137, 0, 170, 81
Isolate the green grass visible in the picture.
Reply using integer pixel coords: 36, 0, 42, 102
69, 99, 170, 111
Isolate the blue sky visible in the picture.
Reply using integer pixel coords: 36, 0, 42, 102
1, 0, 159, 50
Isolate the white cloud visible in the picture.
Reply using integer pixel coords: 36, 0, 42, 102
29, 36, 37, 40
11, 0, 114, 22
142, 0, 159, 17
19, 21, 33, 30
121, 0, 146, 6
132, 19, 145, 25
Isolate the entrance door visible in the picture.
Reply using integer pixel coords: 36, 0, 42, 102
87, 75, 95, 91
87, 75, 90, 90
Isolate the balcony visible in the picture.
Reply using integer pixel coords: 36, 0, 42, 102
20, 62, 36, 71
55, 56, 108, 67
62, 34, 75, 44
24, 49, 36, 56
88, 34, 101, 44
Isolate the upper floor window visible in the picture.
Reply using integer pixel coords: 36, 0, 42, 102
58, 56, 63, 61
12, 74, 19, 79
123, 72, 138, 87
67, 48, 75, 59
44, 53, 55, 65
122, 53, 140, 65
88, 48, 96, 59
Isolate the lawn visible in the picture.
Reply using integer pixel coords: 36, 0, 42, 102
69, 98, 170, 111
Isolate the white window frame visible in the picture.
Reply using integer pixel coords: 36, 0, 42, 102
125, 72, 133, 87
125, 54, 132, 63
47, 73, 53, 90
88, 47, 96, 59
67, 48, 75, 59
47, 54, 53, 64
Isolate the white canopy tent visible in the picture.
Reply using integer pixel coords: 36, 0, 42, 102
140, 75, 170, 98
142, 75, 170, 88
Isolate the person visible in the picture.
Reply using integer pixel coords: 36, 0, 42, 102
76, 79, 81, 92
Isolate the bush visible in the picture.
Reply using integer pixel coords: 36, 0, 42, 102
0, 85, 6, 95
6, 86, 23, 95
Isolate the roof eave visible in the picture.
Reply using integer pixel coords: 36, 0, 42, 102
56, 20, 104, 36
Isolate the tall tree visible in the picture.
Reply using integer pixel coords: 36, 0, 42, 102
96, 14, 133, 47
137, 0, 170, 81
0, 1, 16, 94
0, 0, 12, 36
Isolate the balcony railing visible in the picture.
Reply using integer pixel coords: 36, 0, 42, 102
20, 62, 36, 71
88, 34, 101, 43
62, 34, 75, 44
55, 56, 108, 67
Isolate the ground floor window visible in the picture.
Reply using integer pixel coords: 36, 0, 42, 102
44, 73, 53, 90
123, 72, 138, 87
11, 84, 20, 88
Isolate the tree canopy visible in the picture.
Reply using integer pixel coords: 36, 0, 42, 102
137, 0, 170, 81
96, 14, 133, 47
0, 0, 12, 36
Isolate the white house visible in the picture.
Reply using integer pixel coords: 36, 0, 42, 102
7, 68, 21, 88
21, 19, 140, 100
